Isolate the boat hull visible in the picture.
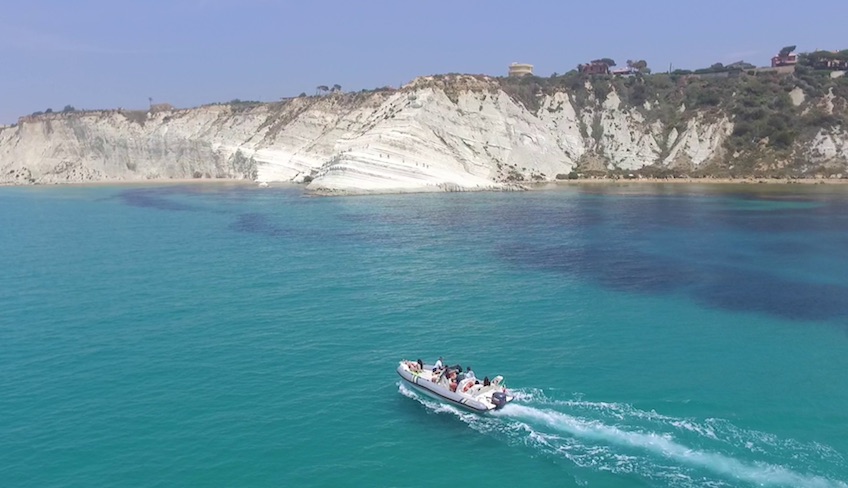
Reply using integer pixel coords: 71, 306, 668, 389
396, 365, 496, 413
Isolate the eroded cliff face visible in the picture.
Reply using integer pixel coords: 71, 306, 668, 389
1, 75, 846, 191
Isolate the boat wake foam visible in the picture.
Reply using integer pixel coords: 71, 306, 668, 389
399, 384, 847, 488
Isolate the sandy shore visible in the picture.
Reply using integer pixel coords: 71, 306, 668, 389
4, 177, 848, 194
541, 177, 848, 186
0, 178, 274, 188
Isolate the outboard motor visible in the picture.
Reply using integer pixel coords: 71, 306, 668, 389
492, 391, 508, 410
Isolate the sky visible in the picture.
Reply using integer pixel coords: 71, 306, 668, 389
2, 0, 847, 123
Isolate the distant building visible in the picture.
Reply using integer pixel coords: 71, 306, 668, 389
508, 63, 534, 77
771, 52, 798, 67
579, 61, 610, 75
726, 61, 756, 71
805, 51, 848, 70
611, 67, 637, 77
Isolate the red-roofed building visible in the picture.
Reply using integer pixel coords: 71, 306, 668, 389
771, 52, 798, 67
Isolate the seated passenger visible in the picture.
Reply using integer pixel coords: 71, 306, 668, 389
466, 366, 476, 381
430, 366, 444, 382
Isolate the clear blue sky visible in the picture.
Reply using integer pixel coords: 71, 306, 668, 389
2, 0, 847, 123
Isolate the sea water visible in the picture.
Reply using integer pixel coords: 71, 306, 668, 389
1, 182, 847, 487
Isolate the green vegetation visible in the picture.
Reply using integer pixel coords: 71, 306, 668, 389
496, 49, 848, 177
626, 59, 650, 74
229, 99, 262, 105
799, 50, 848, 70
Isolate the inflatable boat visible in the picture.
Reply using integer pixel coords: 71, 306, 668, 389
397, 359, 513, 413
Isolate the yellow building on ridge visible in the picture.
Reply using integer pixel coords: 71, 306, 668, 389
508, 63, 533, 77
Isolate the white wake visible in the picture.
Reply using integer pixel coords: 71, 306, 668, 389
399, 384, 847, 488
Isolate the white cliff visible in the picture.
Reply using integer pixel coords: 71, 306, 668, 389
2, 75, 846, 191
663, 115, 734, 168
808, 129, 848, 163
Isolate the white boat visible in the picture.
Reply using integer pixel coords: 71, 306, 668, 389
397, 359, 514, 413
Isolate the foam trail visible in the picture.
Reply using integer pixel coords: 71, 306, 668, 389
513, 388, 845, 467
499, 404, 847, 488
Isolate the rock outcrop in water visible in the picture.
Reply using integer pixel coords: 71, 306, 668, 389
2, 73, 847, 192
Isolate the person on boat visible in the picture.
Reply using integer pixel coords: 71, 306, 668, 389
448, 370, 458, 392
433, 357, 443, 371
405, 360, 422, 372
416, 358, 424, 371
430, 364, 448, 383
466, 366, 476, 382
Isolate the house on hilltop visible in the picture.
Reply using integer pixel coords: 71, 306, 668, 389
804, 51, 848, 70
726, 61, 756, 71
772, 51, 798, 67
611, 67, 637, 77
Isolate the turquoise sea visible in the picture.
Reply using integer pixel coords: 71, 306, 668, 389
2, 182, 848, 487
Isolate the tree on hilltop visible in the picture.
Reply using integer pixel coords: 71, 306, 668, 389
331, 84, 342, 93
627, 59, 649, 72
316, 85, 329, 95
593, 58, 616, 67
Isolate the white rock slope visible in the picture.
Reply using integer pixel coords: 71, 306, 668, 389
2, 75, 845, 191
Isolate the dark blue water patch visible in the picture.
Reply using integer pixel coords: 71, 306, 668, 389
229, 212, 395, 248
497, 243, 697, 295
571, 188, 848, 234
117, 187, 200, 212
334, 211, 415, 227
720, 202, 848, 234
757, 240, 812, 256
497, 241, 848, 322
229, 212, 289, 237
511, 195, 720, 236
693, 267, 848, 322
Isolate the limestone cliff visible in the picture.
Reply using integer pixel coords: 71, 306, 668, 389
2, 74, 847, 191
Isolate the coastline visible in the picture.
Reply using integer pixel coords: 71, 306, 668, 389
3, 176, 848, 195
0, 178, 270, 189
542, 177, 848, 186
